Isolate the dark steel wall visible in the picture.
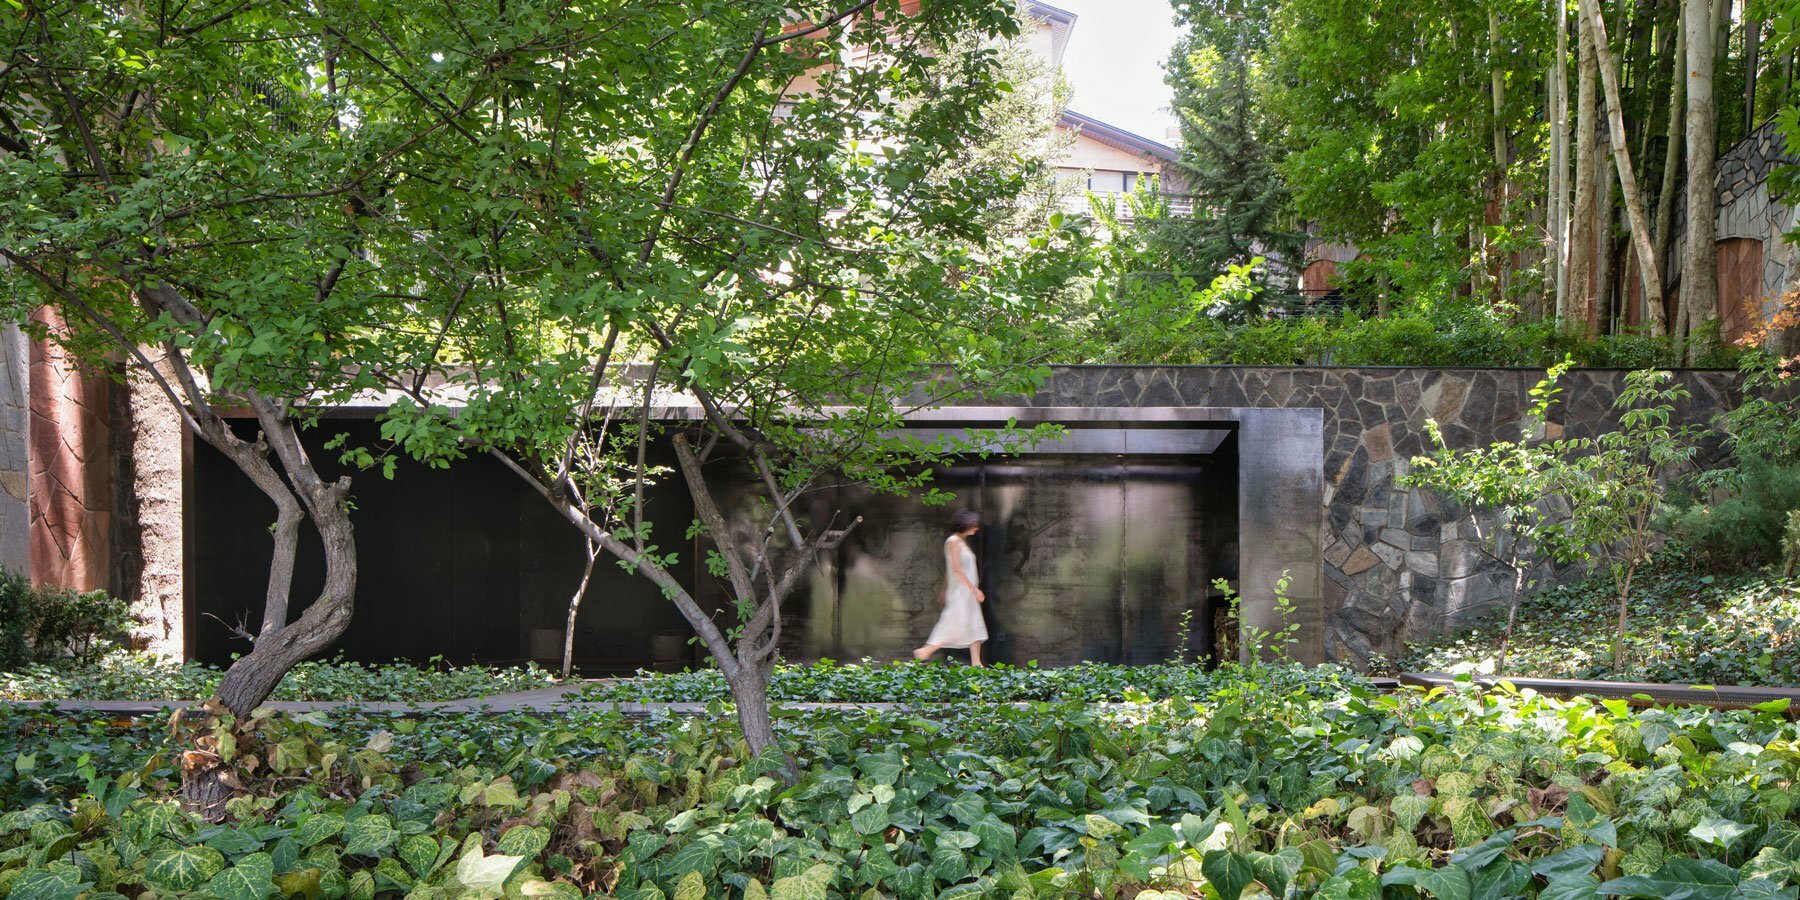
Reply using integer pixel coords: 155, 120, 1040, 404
185, 420, 705, 668
186, 420, 1240, 669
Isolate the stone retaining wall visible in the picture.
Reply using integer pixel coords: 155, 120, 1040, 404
1027, 366, 1740, 665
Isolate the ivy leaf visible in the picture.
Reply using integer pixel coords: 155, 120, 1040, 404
1692, 818, 1756, 850
6, 868, 91, 900
769, 864, 833, 900
1598, 858, 1740, 899
343, 816, 397, 857
1201, 850, 1255, 900
496, 825, 550, 858
1538, 875, 1604, 900
673, 871, 705, 900
295, 813, 345, 848
454, 844, 524, 900
145, 845, 228, 892
1534, 845, 1606, 881
208, 851, 275, 900
1251, 849, 1304, 897
1316, 868, 1383, 900
850, 804, 889, 836
400, 835, 442, 878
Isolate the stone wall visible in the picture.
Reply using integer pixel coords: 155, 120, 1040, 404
1026, 366, 1739, 666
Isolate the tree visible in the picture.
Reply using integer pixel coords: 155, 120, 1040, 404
1587, 371, 1701, 668
1403, 361, 1608, 673
324, 0, 1088, 764
0, 0, 443, 813
1683, 0, 1720, 353
1579, 0, 1667, 333
1164, 12, 1301, 287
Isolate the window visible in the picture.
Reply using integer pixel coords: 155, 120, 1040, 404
1089, 170, 1138, 193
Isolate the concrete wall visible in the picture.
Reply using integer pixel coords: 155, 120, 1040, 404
1022, 366, 1739, 666
0, 325, 30, 575
27, 309, 120, 592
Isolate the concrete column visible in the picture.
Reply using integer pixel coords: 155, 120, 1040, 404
128, 356, 184, 658
1237, 408, 1326, 665
0, 324, 30, 576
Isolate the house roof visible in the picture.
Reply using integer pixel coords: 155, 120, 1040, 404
1058, 110, 1179, 162
1025, 1, 1078, 26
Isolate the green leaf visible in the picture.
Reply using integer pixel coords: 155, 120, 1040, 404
850, 804, 889, 836
145, 845, 228, 892
1317, 867, 1382, 900
496, 825, 550, 858
1202, 850, 1255, 900
400, 834, 441, 878
6, 868, 91, 900
455, 844, 524, 900
1251, 849, 1303, 897
1692, 818, 1756, 849
1534, 845, 1606, 881
1598, 858, 1740, 899
295, 813, 345, 848
673, 871, 705, 900
343, 815, 397, 857
208, 852, 275, 900
769, 864, 833, 900
1538, 875, 1603, 900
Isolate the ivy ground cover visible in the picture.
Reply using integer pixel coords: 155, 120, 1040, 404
8, 667, 1800, 897
1397, 567, 1800, 686
0, 654, 559, 704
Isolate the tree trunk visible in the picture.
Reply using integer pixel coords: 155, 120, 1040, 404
1489, 10, 1510, 304
1597, 150, 1617, 328
1683, 0, 1718, 358
1552, 4, 1573, 322
212, 483, 357, 714
1612, 562, 1636, 670
1497, 558, 1528, 675
1568, 7, 1601, 334
727, 660, 787, 768
562, 539, 600, 678
1580, 0, 1668, 333
1655, 18, 1686, 333
1746, 15, 1761, 129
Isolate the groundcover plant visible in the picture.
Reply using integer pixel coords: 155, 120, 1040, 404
6, 667, 1800, 898
0, 656, 559, 704
577, 662, 1353, 705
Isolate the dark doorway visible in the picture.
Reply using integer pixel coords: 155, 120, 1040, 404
788, 431, 1239, 666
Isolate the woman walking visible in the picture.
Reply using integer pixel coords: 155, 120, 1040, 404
913, 508, 988, 666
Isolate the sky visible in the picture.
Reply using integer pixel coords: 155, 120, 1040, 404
1050, 0, 1183, 145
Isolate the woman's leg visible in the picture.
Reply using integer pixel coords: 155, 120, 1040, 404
969, 641, 983, 667
913, 644, 940, 661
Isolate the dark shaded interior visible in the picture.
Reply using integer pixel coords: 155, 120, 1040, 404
185, 418, 704, 668
747, 432, 1240, 667
187, 419, 1240, 670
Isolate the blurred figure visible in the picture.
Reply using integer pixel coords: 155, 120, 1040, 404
913, 508, 988, 666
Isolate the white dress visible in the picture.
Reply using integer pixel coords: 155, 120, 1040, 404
926, 536, 987, 648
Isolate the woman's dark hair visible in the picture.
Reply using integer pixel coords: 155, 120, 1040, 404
949, 508, 980, 533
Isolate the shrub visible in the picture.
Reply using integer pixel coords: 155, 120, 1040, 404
0, 567, 130, 668
1398, 563, 1800, 685
1666, 460, 1800, 571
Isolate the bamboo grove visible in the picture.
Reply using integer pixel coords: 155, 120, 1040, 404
1168, 0, 1800, 352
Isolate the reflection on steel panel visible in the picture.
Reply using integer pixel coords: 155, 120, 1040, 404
789, 454, 1235, 667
